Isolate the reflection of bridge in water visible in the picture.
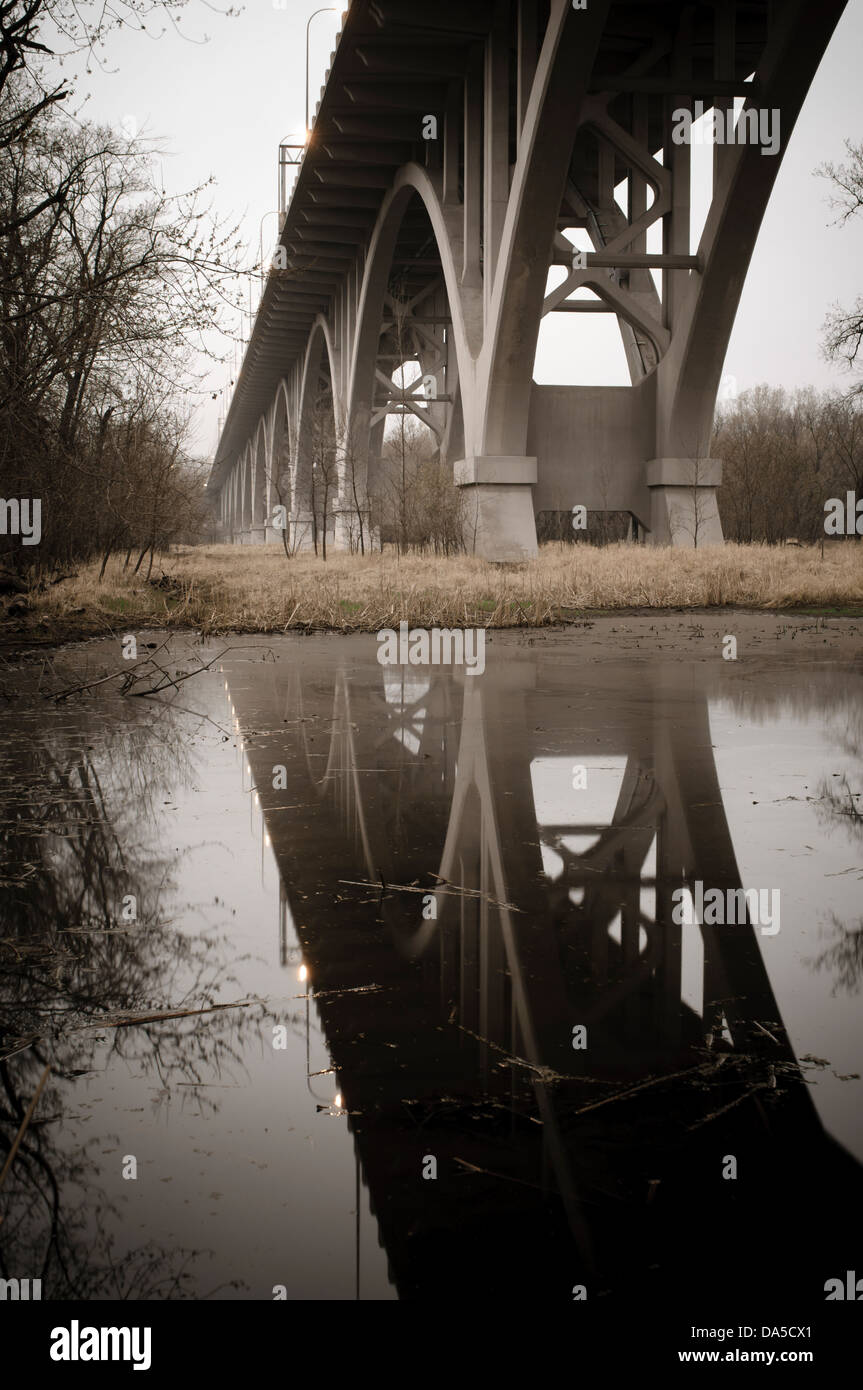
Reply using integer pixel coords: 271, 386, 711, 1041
223, 645, 861, 1303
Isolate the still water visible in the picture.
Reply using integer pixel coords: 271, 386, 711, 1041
1, 621, 861, 1302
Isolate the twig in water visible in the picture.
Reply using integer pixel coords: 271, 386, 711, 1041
309, 984, 386, 999
453, 1157, 546, 1192
567, 1063, 708, 1120
48, 639, 172, 700
339, 876, 525, 915
127, 646, 276, 698
71, 999, 256, 1032
0, 1065, 51, 1206
687, 1083, 771, 1131
455, 1021, 607, 1085
0, 1036, 40, 1063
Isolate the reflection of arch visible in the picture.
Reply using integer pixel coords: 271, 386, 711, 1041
397, 663, 797, 1072
224, 644, 863, 1304
248, 650, 800, 1077
319, 673, 393, 876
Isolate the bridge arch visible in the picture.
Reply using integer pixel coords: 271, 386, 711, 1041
234, 462, 243, 538
480, 0, 608, 459
345, 167, 477, 482
348, 168, 475, 411
268, 379, 294, 530
296, 318, 339, 553
656, 0, 848, 462
209, 0, 849, 560
298, 316, 341, 439
251, 420, 267, 536
240, 447, 253, 535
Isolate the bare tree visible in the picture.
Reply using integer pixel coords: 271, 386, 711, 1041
0, 102, 245, 571
823, 392, 863, 501
377, 415, 465, 555
714, 385, 861, 544
339, 424, 367, 555
0, 1, 238, 239
817, 140, 863, 390
305, 387, 337, 561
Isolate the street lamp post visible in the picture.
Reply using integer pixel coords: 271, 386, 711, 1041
259, 209, 279, 282
305, 6, 342, 138
278, 135, 306, 218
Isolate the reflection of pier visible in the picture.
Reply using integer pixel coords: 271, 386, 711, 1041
225, 645, 862, 1303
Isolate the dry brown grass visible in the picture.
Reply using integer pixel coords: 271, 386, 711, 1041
8, 540, 863, 644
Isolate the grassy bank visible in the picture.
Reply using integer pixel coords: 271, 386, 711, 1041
3, 541, 862, 647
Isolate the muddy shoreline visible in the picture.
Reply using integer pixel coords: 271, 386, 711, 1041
2, 605, 862, 667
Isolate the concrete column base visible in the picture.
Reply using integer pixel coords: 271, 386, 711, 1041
333, 506, 372, 553
646, 458, 724, 547
454, 456, 539, 561
289, 512, 317, 553
248, 524, 267, 546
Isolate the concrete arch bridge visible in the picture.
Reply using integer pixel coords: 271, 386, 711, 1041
207, 0, 846, 559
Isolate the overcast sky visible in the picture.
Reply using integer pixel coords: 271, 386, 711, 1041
64, 0, 863, 455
